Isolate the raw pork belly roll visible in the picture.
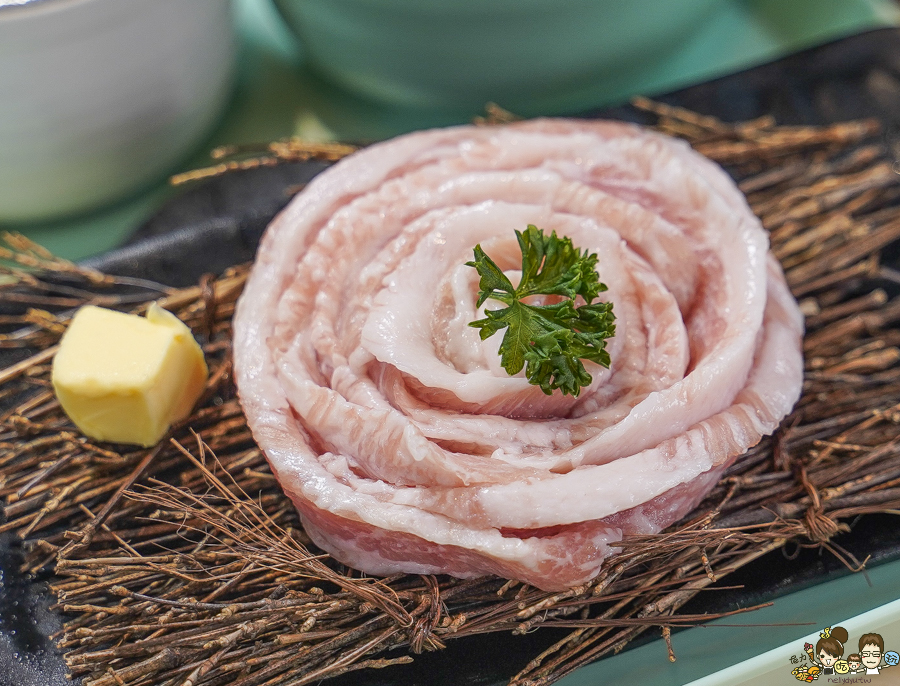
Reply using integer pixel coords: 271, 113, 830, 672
233, 119, 804, 591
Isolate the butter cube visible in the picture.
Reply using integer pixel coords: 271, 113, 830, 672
51, 304, 208, 447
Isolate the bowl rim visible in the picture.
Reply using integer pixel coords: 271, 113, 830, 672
0, 0, 97, 19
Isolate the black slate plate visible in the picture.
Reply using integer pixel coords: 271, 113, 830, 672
5, 27, 900, 686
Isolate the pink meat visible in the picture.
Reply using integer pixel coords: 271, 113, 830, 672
233, 119, 803, 591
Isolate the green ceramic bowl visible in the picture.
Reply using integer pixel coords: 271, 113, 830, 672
273, 0, 719, 113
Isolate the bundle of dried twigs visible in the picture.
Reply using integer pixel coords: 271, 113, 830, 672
1, 100, 900, 686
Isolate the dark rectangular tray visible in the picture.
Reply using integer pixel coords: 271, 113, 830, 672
3, 27, 900, 686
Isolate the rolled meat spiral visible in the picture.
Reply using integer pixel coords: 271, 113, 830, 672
233, 119, 804, 591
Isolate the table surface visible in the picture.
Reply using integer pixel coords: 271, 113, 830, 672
4, 2, 900, 685
561, 558, 900, 686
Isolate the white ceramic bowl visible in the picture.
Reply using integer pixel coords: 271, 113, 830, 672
0, 0, 235, 222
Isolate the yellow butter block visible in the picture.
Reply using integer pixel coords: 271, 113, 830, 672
51, 304, 208, 447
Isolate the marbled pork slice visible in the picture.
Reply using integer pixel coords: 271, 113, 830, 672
233, 119, 804, 591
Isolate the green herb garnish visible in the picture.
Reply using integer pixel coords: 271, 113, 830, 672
467, 225, 615, 396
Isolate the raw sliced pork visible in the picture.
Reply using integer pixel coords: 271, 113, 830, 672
233, 119, 804, 591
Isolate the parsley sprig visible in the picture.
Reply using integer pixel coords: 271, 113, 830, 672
467, 225, 615, 396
